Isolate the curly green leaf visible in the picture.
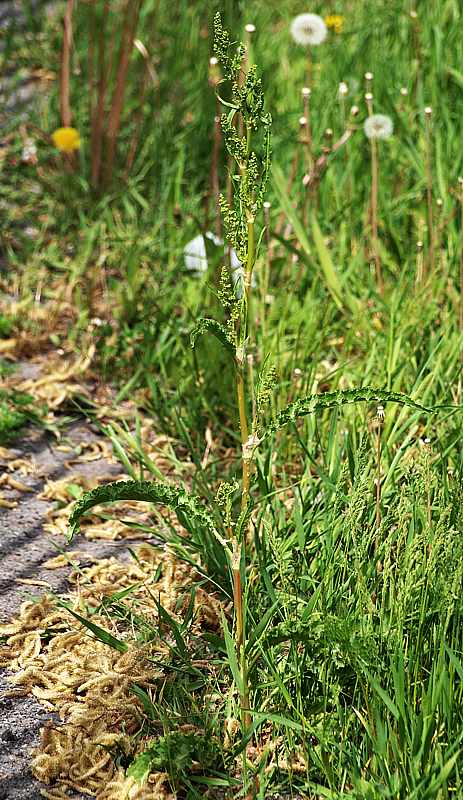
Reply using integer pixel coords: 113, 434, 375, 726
266, 387, 438, 434
190, 318, 235, 353
68, 480, 218, 542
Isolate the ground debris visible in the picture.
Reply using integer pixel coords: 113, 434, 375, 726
0, 545, 223, 798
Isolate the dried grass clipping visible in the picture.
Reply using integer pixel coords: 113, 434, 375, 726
0, 545, 221, 798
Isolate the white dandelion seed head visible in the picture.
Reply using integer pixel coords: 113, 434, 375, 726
245, 23, 256, 33
363, 114, 394, 140
290, 13, 327, 46
338, 81, 349, 97
400, 86, 408, 96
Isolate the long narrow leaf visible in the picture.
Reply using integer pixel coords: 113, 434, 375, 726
220, 610, 243, 694
59, 603, 128, 653
311, 216, 344, 310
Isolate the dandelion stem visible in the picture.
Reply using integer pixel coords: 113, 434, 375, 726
370, 136, 383, 293
60, 0, 76, 172
365, 94, 383, 293
103, 0, 141, 187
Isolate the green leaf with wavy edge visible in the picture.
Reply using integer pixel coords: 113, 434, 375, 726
190, 318, 235, 354
265, 387, 451, 435
68, 479, 219, 543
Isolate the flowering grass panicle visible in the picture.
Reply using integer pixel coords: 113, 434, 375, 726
290, 13, 327, 46
51, 127, 81, 152
364, 114, 394, 140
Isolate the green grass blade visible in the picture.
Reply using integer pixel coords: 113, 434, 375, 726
220, 609, 243, 695
59, 603, 128, 653
311, 216, 344, 311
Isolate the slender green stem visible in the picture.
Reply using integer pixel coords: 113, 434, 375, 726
233, 122, 256, 738
370, 137, 383, 293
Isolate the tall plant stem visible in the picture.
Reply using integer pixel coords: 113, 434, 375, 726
60, 0, 74, 128
60, 0, 76, 171
365, 94, 383, 293
233, 122, 256, 737
459, 178, 463, 332
302, 87, 313, 173
90, 0, 110, 190
424, 107, 435, 276
370, 137, 383, 293
103, 0, 141, 187
302, 87, 313, 223
236, 368, 249, 496
375, 408, 384, 544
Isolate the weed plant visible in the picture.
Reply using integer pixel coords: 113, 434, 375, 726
3, 1, 463, 798
66, 12, 463, 799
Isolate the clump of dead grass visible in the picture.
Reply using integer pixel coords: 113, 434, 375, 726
0, 544, 223, 798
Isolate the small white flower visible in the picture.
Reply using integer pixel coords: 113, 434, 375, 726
363, 113, 393, 140
290, 13, 327, 46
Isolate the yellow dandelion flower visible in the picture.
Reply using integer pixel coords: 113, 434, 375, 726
325, 14, 344, 34
51, 127, 81, 153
